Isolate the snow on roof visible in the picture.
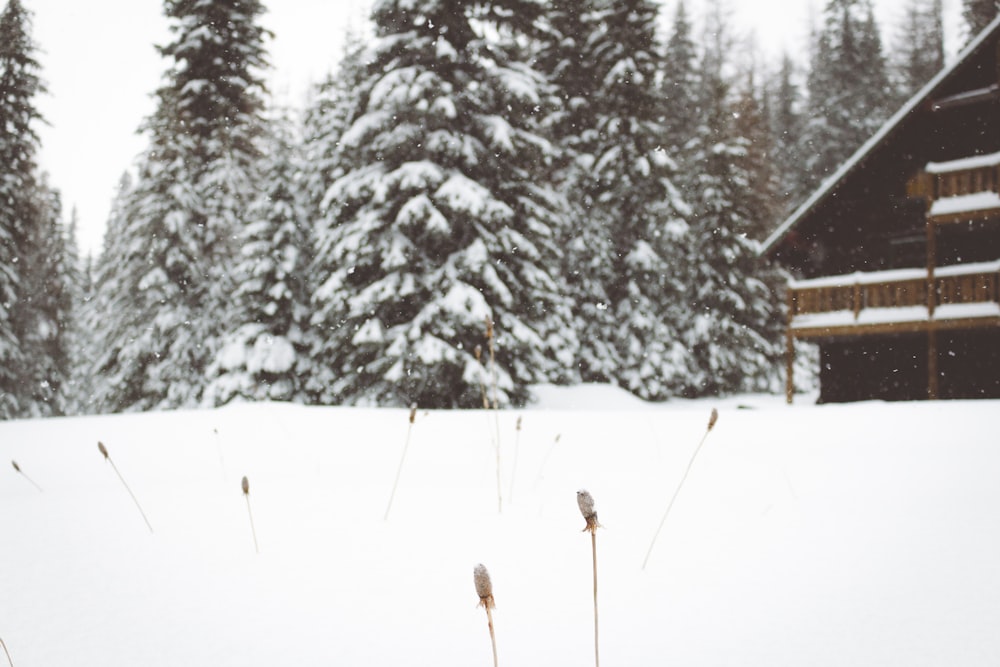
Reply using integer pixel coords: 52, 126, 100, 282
791, 301, 1000, 330
761, 14, 1000, 256
929, 191, 1000, 218
789, 259, 1000, 289
925, 150, 1000, 173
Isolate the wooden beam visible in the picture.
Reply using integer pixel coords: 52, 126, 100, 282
789, 315, 1000, 340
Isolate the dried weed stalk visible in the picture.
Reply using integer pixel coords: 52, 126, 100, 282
641, 408, 719, 570
1, 636, 12, 667
11, 460, 42, 492
483, 317, 503, 512
384, 404, 418, 521
577, 490, 602, 667
242, 475, 259, 554
97, 441, 153, 533
507, 416, 521, 503
474, 563, 498, 667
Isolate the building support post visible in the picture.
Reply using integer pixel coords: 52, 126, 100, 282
785, 328, 795, 404
928, 328, 939, 400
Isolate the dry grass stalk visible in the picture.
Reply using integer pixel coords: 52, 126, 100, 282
474, 345, 489, 409
11, 460, 42, 492
641, 408, 719, 570
242, 475, 259, 554
577, 490, 602, 667
474, 564, 498, 667
384, 404, 418, 521
507, 415, 521, 503
97, 441, 153, 533
483, 317, 503, 513
1, 636, 13, 667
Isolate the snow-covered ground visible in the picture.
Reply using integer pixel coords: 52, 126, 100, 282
1, 386, 998, 666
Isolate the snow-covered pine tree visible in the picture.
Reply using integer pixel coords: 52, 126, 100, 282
308, 0, 579, 408
577, 0, 692, 400
533, 0, 620, 384
660, 0, 700, 160
767, 53, 809, 216
86, 173, 158, 412
91, 0, 270, 411
0, 0, 53, 418
301, 31, 368, 229
962, 0, 999, 38
801, 0, 891, 188
203, 113, 310, 405
16, 179, 76, 416
681, 6, 784, 396
890, 0, 945, 104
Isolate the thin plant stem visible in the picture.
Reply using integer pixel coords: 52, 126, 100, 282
99, 443, 153, 534
508, 416, 521, 503
245, 494, 259, 554
484, 317, 502, 513
474, 564, 498, 667
11, 461, 42, 493
1, 636, 13, 667
485, 606, 499, 667
592, 530, 600, 667
578, 490, 601, 667
642, 409, 718, 570
242, 476, 259, 553
384, 406, 417, 521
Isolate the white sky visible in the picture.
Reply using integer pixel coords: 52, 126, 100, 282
27, 0, 964, 255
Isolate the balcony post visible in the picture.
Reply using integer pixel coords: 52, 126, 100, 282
926, 220, 937, 317
928, 329, 939, 400
785, 288, 795, 404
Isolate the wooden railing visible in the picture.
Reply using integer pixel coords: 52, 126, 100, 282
908, 152, 1000, 200
789, 262, 1000, 321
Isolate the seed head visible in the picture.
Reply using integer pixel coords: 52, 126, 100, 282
516, 416, 522, 431
474, 344, 482, 362
241, 476, 249, 496
409, 403, 417, 424
11, 460, 20, 473
484, 316, 494, 341
577, 489, 601, 533
708, 408, 718, 432
474, 563, 495, 609
97, 441, 109, 459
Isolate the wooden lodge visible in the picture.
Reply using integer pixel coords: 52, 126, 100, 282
763, 16, 1000, 403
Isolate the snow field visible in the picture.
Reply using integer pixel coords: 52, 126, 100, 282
1, 389, 998, 666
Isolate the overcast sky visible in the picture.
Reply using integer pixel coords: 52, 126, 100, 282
26, 0, 964, 255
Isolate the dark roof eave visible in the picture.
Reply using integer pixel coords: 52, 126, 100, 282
760, 13, 1000, 257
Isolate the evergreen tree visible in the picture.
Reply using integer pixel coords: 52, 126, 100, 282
962, 0, 999, 38
204, 114, 310, 405
890, 0, 945, 104
660, 0, 700, 159
300, 32, 367, 225
17, 179, 75, 415
578, 0, 692, 399
802, 0, 891, 187
92, 0, 270, 411
682, 5, 785, 396
535, 0, 599, 151
309, 0, 579, 408
0, 0, 47, 418
86, 173, 154, 412
768, 52, 809, 215
534, 0, 618, 384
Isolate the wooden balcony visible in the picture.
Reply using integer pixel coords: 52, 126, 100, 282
908, 151, 1000, 223
788, 260, 1000, 339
